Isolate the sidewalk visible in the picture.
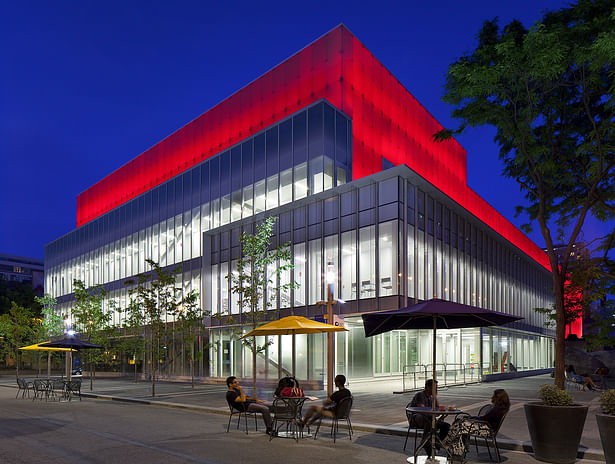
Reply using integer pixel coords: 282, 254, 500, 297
1, 373, 606, 463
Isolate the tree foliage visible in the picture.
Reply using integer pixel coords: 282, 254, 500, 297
436, 0, 615, 388
72, 280, 113, 390
126, 259, 183, 397
0, 302, 38, 376
226, 216, 296, 392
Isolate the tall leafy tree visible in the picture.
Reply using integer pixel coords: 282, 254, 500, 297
171, 290, 204, 389
126, 259, 182, 397
118, 296, 147, 383
435, 0, 615, 388
72, 280, 113, 390
226, 217, 296, 393
0, 302, 38, 376
34, 294, 64, 376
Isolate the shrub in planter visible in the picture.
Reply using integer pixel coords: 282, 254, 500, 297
597, 390, 615, 464
524, 384, 588, 464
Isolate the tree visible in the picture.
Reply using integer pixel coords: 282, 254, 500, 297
118, 296, 147, 383
126, 259, 182, 397
0, 302, 38, 376
435, 0, 615, 388
226, 217, 296, 393
72, 280, 113, 390
0, 278, 41, 316
34, 294, 64, 377
170, 289, 204, 389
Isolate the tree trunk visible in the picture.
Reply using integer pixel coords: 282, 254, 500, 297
151, 330, 156, 397
553, 274, 566, 390
134, 352, 138, 383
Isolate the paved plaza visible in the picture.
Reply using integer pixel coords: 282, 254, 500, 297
0, 374, 607, 464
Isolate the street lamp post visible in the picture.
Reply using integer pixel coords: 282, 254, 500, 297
318, 262, 337, 396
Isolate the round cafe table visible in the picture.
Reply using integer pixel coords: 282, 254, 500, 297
405, 406, 463, 464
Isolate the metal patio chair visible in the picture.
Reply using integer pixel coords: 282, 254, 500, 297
467, 404, 508, 463
404, 402, 424, 453
313, 395, 353, 443
226, 401, 259, 434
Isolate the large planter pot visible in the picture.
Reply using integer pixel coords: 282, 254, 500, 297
597, 414, 615, 464
524, 402, 588, 464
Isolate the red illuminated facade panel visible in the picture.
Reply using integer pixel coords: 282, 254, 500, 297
76, 25, 550, 270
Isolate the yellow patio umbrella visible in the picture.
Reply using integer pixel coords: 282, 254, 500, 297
20, 342, 76, 378
239, 315, 348, 377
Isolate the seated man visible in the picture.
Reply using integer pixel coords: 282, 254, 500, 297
302, 374, 351, 426
565, 365, 601, 391
226, 376, 273, 435
410, 379, 451, 454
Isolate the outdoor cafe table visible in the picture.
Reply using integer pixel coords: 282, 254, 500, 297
406, 406, 463, 464
274, 396, 319, 439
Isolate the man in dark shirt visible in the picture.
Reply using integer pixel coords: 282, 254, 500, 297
409, 379, 451, 454
302, 374, 351, 425
226, 376, 273, 434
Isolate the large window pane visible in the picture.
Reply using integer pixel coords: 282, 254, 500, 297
279, 168, 292, 206
309, 239, 322, 305
341, 230, 356, 301
324, 235, 338, 298
359, 226, 376, 299
408, 225, 415, 299
378, 221, 398, 296
242, 185, 253, 218
266, 174, 278, 210
254, 180, 266, 214
294, 243, 306, 306
294, 162, 308, 200
220, 262, 229, 315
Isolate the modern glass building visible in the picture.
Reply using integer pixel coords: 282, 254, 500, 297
45, 25, 554, 384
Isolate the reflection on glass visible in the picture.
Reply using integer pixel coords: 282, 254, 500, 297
324, 235, 338, 298
359, 226, 376, 299
294, 243, 305, 306
242, 185, 253, 218
324, 156, 334, 190
294, 163, 308, 200
341, 230, 356, 301
378, 221, 398, 296
279, 168, 292, 206
254, 180, 266, 214
231, 190, 242, 222
337, 167, 346, 186
309, 239, 322, 305
266, 175, 278, 210
221, 194, 230, 226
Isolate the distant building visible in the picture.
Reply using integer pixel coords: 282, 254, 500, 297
0, 253, 44, 295
45, 25, 554, 383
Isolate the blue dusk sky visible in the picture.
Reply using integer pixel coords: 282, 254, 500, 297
1, 0, 610, 260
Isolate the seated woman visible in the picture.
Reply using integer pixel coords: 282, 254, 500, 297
274, 376, 304, 397
442, 389, 510, 462
566, 365, 601, 391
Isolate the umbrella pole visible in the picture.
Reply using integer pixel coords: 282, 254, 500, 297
47, 351, 51, 378
292, 332, 296, 378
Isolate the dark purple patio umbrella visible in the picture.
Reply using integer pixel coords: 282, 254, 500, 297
362, 299, 522, 462
40, 336, 103, 350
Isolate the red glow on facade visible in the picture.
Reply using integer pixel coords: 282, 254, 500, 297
76, 25, 550, 270
564, 280, 583, 339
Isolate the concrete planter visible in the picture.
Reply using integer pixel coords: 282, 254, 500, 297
524, 402, 588, 464
597, 414, 615, 464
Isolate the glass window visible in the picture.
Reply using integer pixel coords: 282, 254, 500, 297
220, 262, 228, 315
294, 162, 308, 200
211, 264, 219, 314
293, 243, 306, 307
341, 230, 357, 301
337, 167, 346, 186
201, 203, 210, 232
279, 168, 292, 206
175, 214, 182, 264
266, 174, 279, 210
230, 260, 239, 315
308, 238, 322, 305
279, 119, 292, 171
324, 156, 334, 191
359, 226, 376, 299
266, 255, 277, 309
212, 198, 220, 229
280, 255, 291, 309
221, 194, 230, 226
310, 156, 324, 194
378, 221, 398, 296
254, 180, 266, 214
191, 206, 200, 258
231, 190, 242, 222
266, 128, 278, 177
408, 224, 415, 299
254, 133, 266, 181
242, 185, 253, 218
324, 235, 338, 298
324, 104, 335, 158
417, 229, 424, 300
308, 104, 323, 159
